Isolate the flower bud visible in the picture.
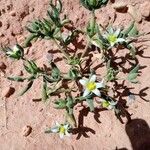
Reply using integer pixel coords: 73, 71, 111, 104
80, 0, 108, 11
6, 44, 24, 60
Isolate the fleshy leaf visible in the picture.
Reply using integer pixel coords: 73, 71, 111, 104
127, 65, 139, 83
7, 76, 26, 82
54, 99, 67, 109
51, 62, 61, 81
122, 21, 138, 37
86, 98, 94, 111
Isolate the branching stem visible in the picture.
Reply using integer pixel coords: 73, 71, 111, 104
53, 39, 70, 61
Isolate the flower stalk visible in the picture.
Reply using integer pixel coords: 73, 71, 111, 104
53, 39, 70, 61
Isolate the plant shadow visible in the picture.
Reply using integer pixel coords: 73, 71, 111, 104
71, 106, 106, 139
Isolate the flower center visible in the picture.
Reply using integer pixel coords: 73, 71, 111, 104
59, 126, 65, 134
108, 34, 117, 43
102, 101, 110, 108
86, 82, 96, 91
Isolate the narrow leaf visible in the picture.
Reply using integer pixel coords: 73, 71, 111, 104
130, 65, 139, 74
19, 81, 34, 96
7, 76, 26, 82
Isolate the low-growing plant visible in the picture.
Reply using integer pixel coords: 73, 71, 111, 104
1, 0, 147, 139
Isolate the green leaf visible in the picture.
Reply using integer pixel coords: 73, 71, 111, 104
127, 44, 136, 58
66, 96, 74, 114
122, 21, 138, 37
122, 21, 134, 36
24, 60, 39, 75
47, 7, 61, 27
24, 34, 38, 48
129, 65, 139, 74
19, 81, 34, 96
128, 73, 138, 81
86, 98, 94, 111
80, 0, 108, 11
51, 62, 61, 81
56, 0, 62, 13
7, 76, 26, 82
106, 66, 118, 82
68, 68, 79, 80
65, 112, 76, 127
54, 99, 67, 109
127, 65, 139, 83
90, 35, 103, 49
43, 75, 56, 83
86, 18, 97, 38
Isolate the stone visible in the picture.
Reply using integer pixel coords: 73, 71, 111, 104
22, 125, 32, 137
9, 11, 16, 16
0, 62, 6, 70
140, 1, 150, 18
112, 1, 128, 10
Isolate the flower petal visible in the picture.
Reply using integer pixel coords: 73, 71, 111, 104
56, 122, 60, 127
108, 27, 114, 34
116, 38, 125, 43
6, 51, 13, 55
65, 131, 70, 137
107, 105, 113, 110
79, 79, 88, 86
64, 124, 69, 130
110, 101, 117, 106
109, 41, 115, 47
83, 89, 90, 97
114, 28, 121, 37
92, 89, 101, 96
103, 33, 108, 39
90, 75, 96, 82
96, 80, 105, 89
51, 126, 59, 133
59, 132, 64, 139
13, 45, 18, 51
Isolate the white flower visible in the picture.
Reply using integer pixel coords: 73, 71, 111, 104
6, 45, 23, 59
79, 75, 105, 97
6, 45, 17, 55
103, 28, 125, 48
99, 99, 117, 110
51, 122, 70, 139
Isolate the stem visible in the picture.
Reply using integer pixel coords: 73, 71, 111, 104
81, 39, 90, 58
53, 39, 70, 60
81, 10, 96, 58
91, 10, 96, 36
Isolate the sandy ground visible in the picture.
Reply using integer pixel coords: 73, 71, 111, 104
0, 0, 150, 150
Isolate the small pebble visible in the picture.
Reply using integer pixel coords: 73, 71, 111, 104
0, 62, 6, 70
112, 1, 128, 10
0, 21, 2, 27
133, 104, 138, 109
140, 1, 150, 18
22, 125, 32, 137
9, 11, 16, 16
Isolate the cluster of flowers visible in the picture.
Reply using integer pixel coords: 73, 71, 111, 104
2, 0, 140, 139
